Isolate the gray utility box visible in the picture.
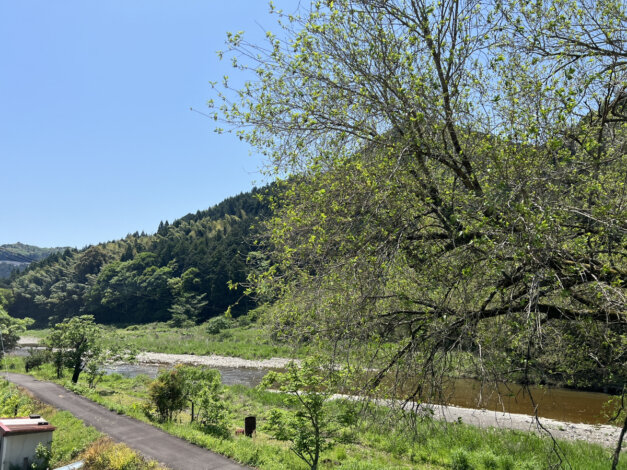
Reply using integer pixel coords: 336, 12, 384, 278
0, 416, 55, 470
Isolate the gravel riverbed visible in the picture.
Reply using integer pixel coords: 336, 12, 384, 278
17, 341, 622, 449
334, 394, 623, 449
137, 351, 298, 369
137, 351, 623, 449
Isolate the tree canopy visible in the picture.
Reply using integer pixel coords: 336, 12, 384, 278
7, 189, 270, 326
45, 315, 101, 383
214, 0, 626, 395
0, 302, 32, 359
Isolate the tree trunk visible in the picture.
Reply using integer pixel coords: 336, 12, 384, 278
71, 361, 82, 383
312, 426, 320, 470
55, 352, 64, 379
611, 413, 627, 470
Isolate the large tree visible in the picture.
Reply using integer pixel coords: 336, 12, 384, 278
45, 315, 102, 383
214, 0, 626, 401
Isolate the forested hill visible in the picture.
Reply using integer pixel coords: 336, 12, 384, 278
8, 188, 270, 326
0, 243, 65, 279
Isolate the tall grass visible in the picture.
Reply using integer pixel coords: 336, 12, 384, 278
26, 320, 304, 359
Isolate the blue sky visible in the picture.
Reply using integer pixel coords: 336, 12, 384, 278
0, 1, 297, 248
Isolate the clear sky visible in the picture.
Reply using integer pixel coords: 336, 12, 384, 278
0, 1, 297, 249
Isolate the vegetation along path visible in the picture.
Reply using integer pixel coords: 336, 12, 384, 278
5, 373, 247, 470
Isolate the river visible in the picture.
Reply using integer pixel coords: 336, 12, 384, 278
9, 347, 618, 426
105, 362, 619, 426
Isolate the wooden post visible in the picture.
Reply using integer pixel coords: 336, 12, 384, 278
244, 416, 256, 437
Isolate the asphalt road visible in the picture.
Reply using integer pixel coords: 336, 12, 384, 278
5, 373, 247, 470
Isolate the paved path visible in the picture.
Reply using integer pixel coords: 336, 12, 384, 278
5, 373, 246, 470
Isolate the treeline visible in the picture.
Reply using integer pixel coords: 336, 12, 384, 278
8, 188, 270, 326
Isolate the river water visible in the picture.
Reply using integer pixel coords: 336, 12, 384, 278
102, 363, 269, 387
9, 348, 617, 425
442, 378, 615, 425
102, 364, 619, 425
9, 349, 269, 387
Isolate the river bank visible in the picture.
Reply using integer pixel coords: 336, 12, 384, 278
333, 394, 623, 449
17, 365, 623, 470
136, 351, 623, 449
16, 338, 623, 449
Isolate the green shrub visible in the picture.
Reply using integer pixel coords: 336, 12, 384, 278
234, 314, 252, 327
0, 381, 32, 416
261, 359, 345, 470
451, 449, 473, 470
24, 349, 49, 372
514, 460, 540, 470
479, 450, 498, 469
146, 368, 186, 422
196, 388, 229, 437
82, 437, 163, 470
205, 316, 232, 335
30, 443, 52, 470
499, 455, 515, 470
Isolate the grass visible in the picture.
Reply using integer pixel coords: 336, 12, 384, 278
7, 356, 624, 470
0, 377, 101, 468
0, 368, 166, 469
25, 316, 305, 360
0, 376, 102, 467
82, 437, 166, 470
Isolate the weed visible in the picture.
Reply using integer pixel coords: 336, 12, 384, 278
451, 449, 473, 470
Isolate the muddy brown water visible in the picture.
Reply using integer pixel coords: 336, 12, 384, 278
442, 378, 616, 425
102, 364, 619, 425
9, 348, 617, 425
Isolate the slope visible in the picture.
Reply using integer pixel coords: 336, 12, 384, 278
8, 187, 270, 326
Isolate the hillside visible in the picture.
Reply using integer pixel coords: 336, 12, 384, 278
8, 187, 272, 326
0, 243, 65, 279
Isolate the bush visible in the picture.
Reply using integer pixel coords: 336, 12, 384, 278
146, 368, 186, 422
235, 314, 252, 327
498, 455, 515, 470
82, 437, 163, 470
479, 450, 498, 469
451, 449, 473, 470
261, 359, 344, 470
0, 382, 32, 416
24, 349, 49, 372
205, 316, 232, 335
183, 367, 229, 437
172, 365, 220, 422
31, 442, 52, 470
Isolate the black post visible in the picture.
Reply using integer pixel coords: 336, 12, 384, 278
244, 416, 256, 437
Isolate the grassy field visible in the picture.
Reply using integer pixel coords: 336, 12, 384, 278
25, 316, 304, 360
5, 356, 623, 470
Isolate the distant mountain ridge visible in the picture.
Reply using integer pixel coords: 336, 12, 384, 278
0, 243, 66, 278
